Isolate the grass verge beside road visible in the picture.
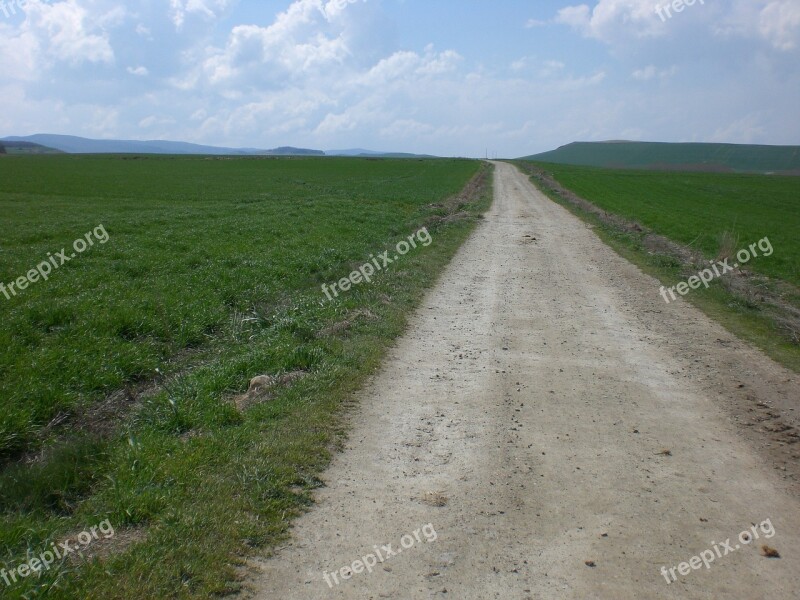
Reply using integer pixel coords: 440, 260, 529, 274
0, 156, 492, 598
514, 161, 800, 373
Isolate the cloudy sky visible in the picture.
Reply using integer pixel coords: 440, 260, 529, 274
1, 0, 798, 157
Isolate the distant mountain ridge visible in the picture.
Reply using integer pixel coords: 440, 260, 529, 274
1, 134, 324, 156
521, 141, 800, 174
1, 134, 435, 158
326, 148, 437, 158
327, 148, 389, 156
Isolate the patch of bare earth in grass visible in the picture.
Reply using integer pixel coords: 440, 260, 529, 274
233, 372, 308, 412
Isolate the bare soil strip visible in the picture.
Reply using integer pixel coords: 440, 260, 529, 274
244, 162, 799, 599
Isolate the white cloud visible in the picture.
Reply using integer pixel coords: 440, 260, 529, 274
632, 64, 676, 81
358, 51, 419, 85
315, 110, 360, 135
556, 0, 666, 42
759, 1, 800, 50
555, 4, 591, 32
24, 0, 115, 65
379, 119, 435, 139
84, 105, 119, 137
510, 58, 565, 78
510, 58, 527, 72
127, 66, 149, 76
195, 0, 365, 90
711, 113, 767, 144
416, 48, 462, 75
170, 0, 234, 30
541, 60, 566, 77
322, 0, 367, 20
558, 0, 800, 52
0, 27, 39, 81
714, 0, 800, 51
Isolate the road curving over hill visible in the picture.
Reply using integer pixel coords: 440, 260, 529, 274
244, 161, 799, 599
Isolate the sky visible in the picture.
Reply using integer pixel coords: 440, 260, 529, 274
0, 0, 798, 158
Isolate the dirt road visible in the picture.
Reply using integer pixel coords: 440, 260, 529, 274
246, 162, 799, 599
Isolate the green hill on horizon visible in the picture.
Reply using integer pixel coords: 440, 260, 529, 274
522, 141, 800, 174
0, 141, 64, 155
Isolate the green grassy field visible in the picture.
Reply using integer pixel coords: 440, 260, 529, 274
516, 161, 800, 370
0, 155, 491, 598
528, 163, 799, 286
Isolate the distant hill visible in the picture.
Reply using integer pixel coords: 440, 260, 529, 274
328, 148, 387, 156
0, 140, 63, 155
521, 141, 800, 174
268, 146, 324, 156
327, 148, 437, 158
1, 134, 324, 156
